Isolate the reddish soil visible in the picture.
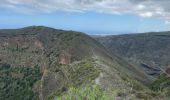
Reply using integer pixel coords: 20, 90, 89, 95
166, 68, 170, 75
59, 51, 71, 65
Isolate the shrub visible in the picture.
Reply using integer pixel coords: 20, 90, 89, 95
55, 85, 116, 100
0, 64, 42, 100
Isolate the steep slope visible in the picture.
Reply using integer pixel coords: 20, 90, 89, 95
96, 31, 170, 78
96, 32, 170, 98
150, 71, 170, 96
0, 26, 155, 100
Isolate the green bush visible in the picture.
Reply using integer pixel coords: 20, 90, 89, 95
55, 85, 116, 100
150, 73, 170, 97
0, 64, 42, 100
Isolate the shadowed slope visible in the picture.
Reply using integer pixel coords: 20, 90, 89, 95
96, 31, 170, 78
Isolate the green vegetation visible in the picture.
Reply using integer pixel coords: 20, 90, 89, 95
7, 46, 29, 52
0, 63, 42, 100
150, 73, 170, 96
46, 59, 100, 99
55, 85, 116, 100
120, 74, 160, 100
68, 59, 99, 86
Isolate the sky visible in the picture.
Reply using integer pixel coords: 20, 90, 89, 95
0, 0, 170, 35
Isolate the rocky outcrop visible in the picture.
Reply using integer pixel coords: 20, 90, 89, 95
166, 68, 170, 75
59, 51, 71, 65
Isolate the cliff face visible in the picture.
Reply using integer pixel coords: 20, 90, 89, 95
166, 68, 170, 75
59, 51, 71, 65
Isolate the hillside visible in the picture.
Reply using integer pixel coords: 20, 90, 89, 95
96, 31, 170, 98
0, 26, 162, 100
96, 31, 170, 77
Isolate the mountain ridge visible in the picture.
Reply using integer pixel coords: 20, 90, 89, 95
0, 26, 163, 100
96, 31, 170, 76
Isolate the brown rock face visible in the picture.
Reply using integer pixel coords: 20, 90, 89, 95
34, 40, 43, 49
59, 51, 71, 65
166, 68, 170, 75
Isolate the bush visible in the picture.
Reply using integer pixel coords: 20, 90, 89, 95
55, 85, 116, 100
0, 64, 42, 100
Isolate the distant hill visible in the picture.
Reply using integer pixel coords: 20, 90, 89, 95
0, 26, 164, 100
96, 31, 170, 98
96, 31, 170, 77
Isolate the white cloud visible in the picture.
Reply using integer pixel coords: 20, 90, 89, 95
139, 12, 153, 18
0, 0, 170, 22
137, 4, 145, 10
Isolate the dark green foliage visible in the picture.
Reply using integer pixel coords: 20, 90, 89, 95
7, 46, 29, 52
0, 63, 42, 100
150, 73, 170, 95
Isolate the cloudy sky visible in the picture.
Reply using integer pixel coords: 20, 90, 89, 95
0, 0, 170, 35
